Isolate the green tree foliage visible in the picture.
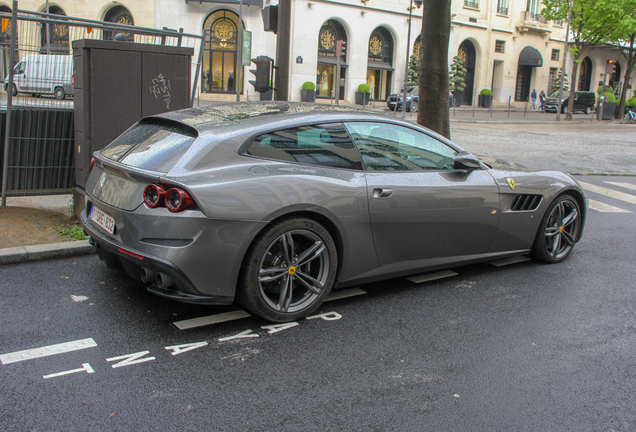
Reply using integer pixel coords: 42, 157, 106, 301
542, 0, 623, 119
449, 55, 467, 93
602, 0, 636, 117
407, 54, 419, 86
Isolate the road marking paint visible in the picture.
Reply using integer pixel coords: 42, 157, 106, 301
261, 322, 299, 334
579, 181, 636, 205
165, 342, 208, 356
325, 288, 366, 302
0, 338, 97, 365
588, 199, 631, 213
106, 351, 155, 368
306, 311, 342, 321
407, 270, 459, 284
489, 255, 532, 267
219, 329, 259, 342
604, 181, 636, 192
173, 310, 251, 330
43, 363, 94, 380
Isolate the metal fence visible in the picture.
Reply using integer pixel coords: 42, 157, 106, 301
0, 8, 202, 200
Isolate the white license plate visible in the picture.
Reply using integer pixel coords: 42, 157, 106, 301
90, 205, 115, 235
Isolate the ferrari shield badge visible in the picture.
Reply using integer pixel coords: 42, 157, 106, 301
507, 178, 515, 190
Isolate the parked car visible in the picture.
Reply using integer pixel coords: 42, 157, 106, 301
3, 54, 74, 100
387, 87, 418, 112
544, 91, 595, 114
82, 102, 587, 322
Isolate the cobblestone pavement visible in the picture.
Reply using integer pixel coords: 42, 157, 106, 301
450, 122, 636, 175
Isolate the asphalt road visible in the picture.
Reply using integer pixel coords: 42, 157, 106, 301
1, 176, 635, 431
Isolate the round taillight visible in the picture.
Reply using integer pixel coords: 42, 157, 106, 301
165, 188, 190, 213
144, 184, 165, 208
90, 157, 95, 173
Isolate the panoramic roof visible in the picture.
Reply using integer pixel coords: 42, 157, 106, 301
157, 101, 372, 128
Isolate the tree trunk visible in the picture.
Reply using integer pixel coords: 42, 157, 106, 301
417, 0, 451, 139
618, 36, 635, 119
566, 50, 580, 121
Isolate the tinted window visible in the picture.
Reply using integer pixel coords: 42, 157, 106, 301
246, 123, 363, 170
344, 122, 457, 171
101, 122, 196, 173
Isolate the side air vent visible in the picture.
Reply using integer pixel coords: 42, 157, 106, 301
511, 194, 543, 211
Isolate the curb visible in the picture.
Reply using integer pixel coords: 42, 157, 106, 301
0, 240, 95, 266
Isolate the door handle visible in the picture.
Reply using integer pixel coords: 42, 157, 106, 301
373, 188, 393, 198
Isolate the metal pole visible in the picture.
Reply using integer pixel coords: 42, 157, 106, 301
556, 0, 572, 121
1, 1, 17, 206
402, 0, 414, 119
46, 0, 50, 55
191, 29, 206, 107
508, 95, 511, 117
598, 71, 608, 120
335, 57, 341, 105
235, 0, 243, 103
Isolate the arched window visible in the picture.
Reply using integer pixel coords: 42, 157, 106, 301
366, 27, 394, 101
202, 10, 243, 94
40, 6, 69, 54
577, 57, 592, 91
103, 6, 134, 41
316, 20, 347, 99
458, 40, 476, 105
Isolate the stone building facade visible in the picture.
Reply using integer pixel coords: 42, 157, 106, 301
1, 0, 633, 105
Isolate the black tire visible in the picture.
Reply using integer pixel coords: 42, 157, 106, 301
9, 84, 17, 96
54, 87, 65, 100
585, 106, 591, 115
561, 105, 568, 114
237, 217, 338, 322
409, 101, 418, 113
531, 194, 582, 263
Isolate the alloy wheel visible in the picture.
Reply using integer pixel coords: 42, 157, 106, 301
543, 199, 580, 260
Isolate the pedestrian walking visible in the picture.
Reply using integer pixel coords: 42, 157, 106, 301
539, 90, 546, 111
531, 89, 537, 109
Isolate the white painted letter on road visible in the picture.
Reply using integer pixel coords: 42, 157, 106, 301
261, 322, 299, 334
218, 329, 259, 342
43, 363, 94, 380
106, 351, 156, 368
306, 311, 342, 321
165, 342, 208, 356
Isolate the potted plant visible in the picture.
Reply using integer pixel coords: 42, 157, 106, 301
479, 88, 493, 108
356, 84, 370, 105
301, 81, 316, 102
449, 55, 467, 107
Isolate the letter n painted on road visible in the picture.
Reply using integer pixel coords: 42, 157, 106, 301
106, 351, 156, 368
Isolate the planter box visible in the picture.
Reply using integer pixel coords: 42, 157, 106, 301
602, 102, 617, 120
356, 92, 370, 105
479, 95, 492, 108
301, 89, 315, 102
260, 90, 273, 101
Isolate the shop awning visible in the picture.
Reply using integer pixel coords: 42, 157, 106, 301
519, 46, 543, 67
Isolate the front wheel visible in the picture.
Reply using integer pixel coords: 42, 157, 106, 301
622, 113, 630, 124
531, 194, 582, 263
585, 106, 591, 115
409, 101, 418, 113
238, 217, 338, 322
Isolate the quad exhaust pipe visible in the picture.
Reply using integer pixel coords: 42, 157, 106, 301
155, 272, 175, 289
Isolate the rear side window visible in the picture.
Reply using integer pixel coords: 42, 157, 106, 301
245, 123, 363, 170
101, 120, 197, 173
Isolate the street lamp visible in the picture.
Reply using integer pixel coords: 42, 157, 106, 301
402, 0, 422, 119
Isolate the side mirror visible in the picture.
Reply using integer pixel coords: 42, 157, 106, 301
454, 151, 482, 170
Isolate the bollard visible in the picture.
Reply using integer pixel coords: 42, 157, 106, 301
508, 96, 511, 118
524, 100, 527, 118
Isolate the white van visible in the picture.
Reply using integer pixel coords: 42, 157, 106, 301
4, 54, 74, 100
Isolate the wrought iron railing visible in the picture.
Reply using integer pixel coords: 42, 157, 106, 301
553, 19, 564, 26
497, 6, 509, 15
523, 11, 548, 24
464, 0, 479, 8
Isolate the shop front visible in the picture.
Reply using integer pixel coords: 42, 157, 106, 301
316, 20, 347, 100
366, 27, 393, 102
202, 9, 243, 94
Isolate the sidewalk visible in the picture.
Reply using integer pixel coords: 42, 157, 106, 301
0, 194, 95, 265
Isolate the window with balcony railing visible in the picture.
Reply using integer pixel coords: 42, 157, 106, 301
553, 19, 564, 26
523, 11, 548, 24
497, 6, 509, 15
464, 0, 479, 8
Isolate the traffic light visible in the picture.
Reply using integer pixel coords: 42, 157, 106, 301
249, 56, 271, 93
336, 40, 346, 58
606, 59, 616, 74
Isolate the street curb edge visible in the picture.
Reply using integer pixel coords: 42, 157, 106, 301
0, 240, 96, 266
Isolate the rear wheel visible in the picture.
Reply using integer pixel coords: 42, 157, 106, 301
238, 217, 338, 322
585, 106, 591, 115
531, 194, 581, 263
622, 113, 630, 124
409, 101, 418, 113
54, 87, 65, 100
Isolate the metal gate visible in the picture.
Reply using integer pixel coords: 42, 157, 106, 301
0, 5, 203, 201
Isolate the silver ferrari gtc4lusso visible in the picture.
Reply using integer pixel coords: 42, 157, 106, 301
81, 102, 587, 322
